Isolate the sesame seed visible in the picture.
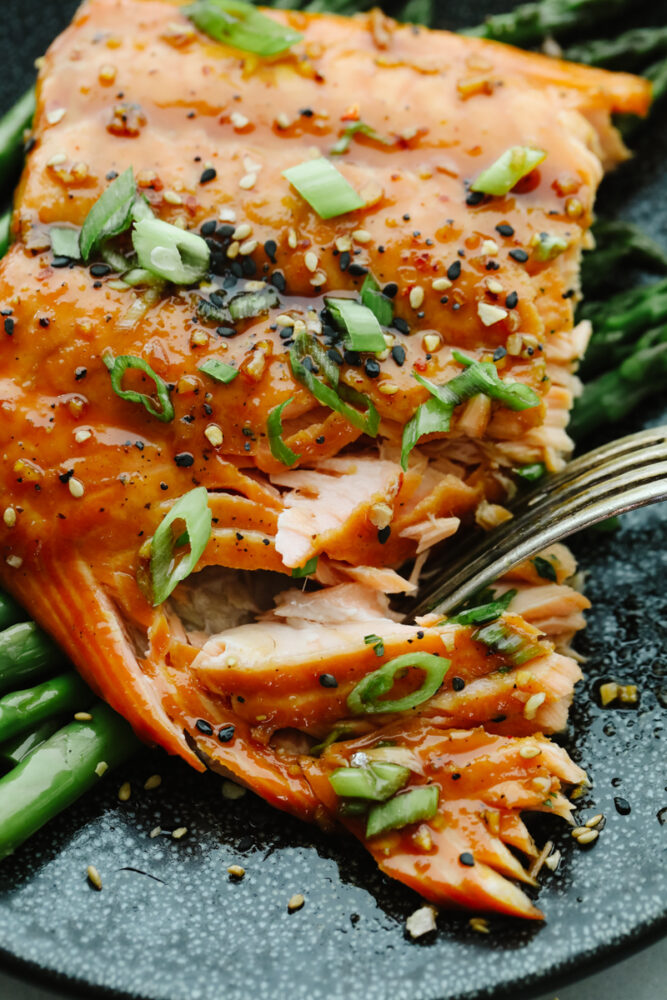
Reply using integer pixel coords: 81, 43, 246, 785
204, 424, 224, 447
477, 302, 508, 326
509, 248, 529, 263
432, 277, 451, 291
447, 260, 461, 281
391, 345, 406, 366
118, 781, 131, 802
575, 829, 599, 845
495, 224, 514, 237
505, 291, 519, 309
352, 229, 372, 244
75, 428, 92, 444
287, 893, 305, 913
191, 329, 209, 347
523, 692, 546, 720
163, 189, 182, 205
319, 673, 338, 688
218, 207, 236, 223
222, 779, 246, 800
422, 333, 441, 353
544, 849, 561, 871
481, 239, 499, 256
288, 228, 298, 249
226, 241, 240, 259
378, 381, 399, 395
585, 813, 604, 828
94, 761, 108, 777
239, 238, 257, 256
46, 107, 66, 125
304, 251, 319, 272
5, 555, 22, 569
459, 852, 475, 867
3, 507, 16, 528
86, 865, 102, 891
406, 905, 437, 939
218, 725, 235, 743
275, 113, 291, 130
368, 502, 393, 529
172, 827, 188, 840
149, 826, 162, 838
233, 223, 252, 240
230, 112, 249, 129
614, 796, 631, 815
68, 477, 85, 498
74, 711, 93, 722
519, 744, 541, 759
469, 917, 490, 934
195, 718, 213, 735
200, 167, 217, 184
239, 172, 257, 189
310, 271, 327, 286
227, 865, 246, 879
47, 152, 67, 167
409, 285, 425, 309
486, 278, 504, 295
144, 774, 162, 791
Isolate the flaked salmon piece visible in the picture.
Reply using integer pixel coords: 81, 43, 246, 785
303, 722, 586, 919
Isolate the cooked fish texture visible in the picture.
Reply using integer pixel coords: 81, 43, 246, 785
0, 0, 649, 915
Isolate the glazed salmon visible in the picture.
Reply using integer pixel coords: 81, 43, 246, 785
0, 0, 649, 915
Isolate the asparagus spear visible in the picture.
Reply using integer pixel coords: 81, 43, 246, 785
0, 88, 35, 194
0, 702, 139, 860
0, 621, 65, 695
565, 26, 667, 71
0, 672, 90, 744
569, 340, 667, 439
581, 220, 667, 296
462, 0, 640, 46
0, 719, 61, 768
578, 278, 667, 377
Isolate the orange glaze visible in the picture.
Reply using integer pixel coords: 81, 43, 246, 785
0, 0, 649, 916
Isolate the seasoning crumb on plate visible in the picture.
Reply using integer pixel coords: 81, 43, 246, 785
287, 893, 305, 913
406, 905, 437, 939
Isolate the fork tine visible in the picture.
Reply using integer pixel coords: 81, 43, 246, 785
405, 430, 667, 621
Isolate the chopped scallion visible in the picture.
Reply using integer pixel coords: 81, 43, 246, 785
532, 232, 569, 262
331, 121, 393, 156
80, 167, 136, 261
291, 556, 318, 579
283, 157, 364, 220
448, 588, 516, 626
267, 397, 300, 468
184, 0, 302, 56
132, 218, 210, 285
471, 146, 546, 197
361, 273, 393, 327
228, 286, 280, 321
325, 296, 385, 353
473, 620, 545, 667
513, 461, 546, 482
198, 358, 239, 384
50, 227, 81, 260
366, 785, 439, 838
103, 352, 174, 422
531, 556, 557, 582
329, 761, 410, 801
347, 652, 449, 716
150, 487, 212, 606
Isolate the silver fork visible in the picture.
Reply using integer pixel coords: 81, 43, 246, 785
405, 425, 667, 620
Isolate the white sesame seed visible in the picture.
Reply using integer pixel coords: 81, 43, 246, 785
432, 277, 452, 291
485, 278, 504, 295
163, 190, 183, 205
287, 893, 305, 912
310, 271, 327, 287
226, 241, 240, 259
287, 228, 298, 249
478, 302, 508, 326
304, 251, 319, 272
275, 113, 291, 130
544, 849, 561, 871
68, 477, 85, 498
74, 711, 93, 722
571, 826, 589, 838
46, 107, 66, 125
144, 774, 162, 791
406, 905, 437, 938
368, 502, 393, 529
375, 348, 390, 361
244, 280, 266, 292
335, 235, 352, 253
118, 781, 131, 802
531, 776, 551, 794
94, 761, 108, 777
239, 238, 258, 256
190, 329, 209, 347
382, 333, 395, 347
230, 112, 249, 129
222, 780, 246, 800
227, 864, 246, 879
352, 229, 372, 244
47, 152, 67, 167
481, 239, 499, 256
232, 223, 252, 241
172, 826, 188, 840
239, 172, 257, 189
409, 285, 425, 309
243, 156, 261, 173
469, 917, 490, 934
519, 744, 541, 759
276, 314, 294, 327
585, 813, 604, 828
575, 828, 599, 845
218, 207, 236, 223
6, 555, 22, 569
378, 382, 399, 395
86, 865, 102, 891
523, 691, 546, 720
204, 424, 224, 447
422, 333, 441, 353
149, 826, 162, 838
3, 507, 16, 528
74, 428, 92, 444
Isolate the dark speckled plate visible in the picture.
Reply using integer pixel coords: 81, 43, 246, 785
0, 2, 665, 999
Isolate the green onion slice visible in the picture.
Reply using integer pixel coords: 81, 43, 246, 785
532, 232, 569, 262
329, 761, 410, 801
267, 397, 301, 468
184, 0, 302, 56
198, 358, 238, 384
150, 487, 212, 606
228, 286, 280, 321
366, 785, 439, 838
291, 556, 318, 579
132, 218, 210, 285
401, 355, 540, 469
473, 620, 545, 667
283, 157, 364, 220
103, 352, 174, 422
513, 461, 546, 482
50, 227, 81, 260
449, 588, 516, 626
360, 273, 393, 327
325, 296, 385, 353
347, 652, 449, 715
471, 146, 547, 197
131, 195, 155, 223
531, 556, 558, 582
289, 333, 379, 437
331, 121, 393, 156
80, 167, 136, 261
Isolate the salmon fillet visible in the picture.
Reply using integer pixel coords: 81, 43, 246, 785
0, 0, 648, 917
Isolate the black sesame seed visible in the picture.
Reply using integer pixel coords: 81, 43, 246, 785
447, 260, 462, 281
51, 256, 71, 268
495, 224, 514, 237
174, 452, 194, 468
195, 718, 213, 735
614, 796, 631, 816
440, 295, 449, 304
59, 469, 74, 483
364, 358, 381, 379
216, 326, 236, 338
203, 403, 213, 416
106, 170, 119, 181
90, 263, 111, 277
485, 260, 500, 271
218, 725, 235, 743
264, 239, 277, 262
75, 366, 87, 381
209, 291, 226, 308
24, 136, 36, 155
403, 213, 411, 222
244, 441, 251, 452
230, 261, 243, 278
416, 630, 424, 639
393, 317, 410, 336
562, 288, 575, 299
391, 345, 406, 366
491, 714, 506, 723
339, 251, 351, 272
160, 482, 168, 491
459, 852, 475, 867
316, 435, 325, 444
39, 317, 50, 328
200, 220, 217, 237
493, 346, 507, 362
279, 326, 294, 340
299, 107, 314, 117
200, 167, 217, 184
383, 282, 398, 299
319, 673, 338, 688
452, 676, 465, 692
505, 291, 519, 309
241, 257, 256, 276
348, 263, 368, 277
377, 525, 391, 544
262, 538, 270, 546
451, 773, 461, 780
302, 356, 319, 374
270, 271, 286, 292
344, 349, 361, 366
217, 224, 236, 239
327, 347, 343, 365
509, 248, 529, 263
3, 318, 14, 336
466, 190, 485, 206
